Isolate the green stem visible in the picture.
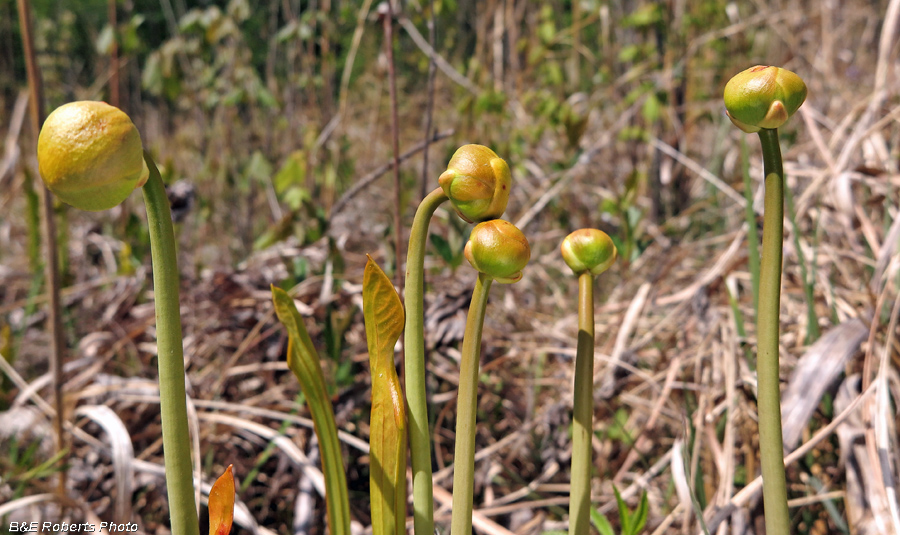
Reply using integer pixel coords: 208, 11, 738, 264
450, 272, 493, 535
404, 186, 448, 535
569, 272, 594, 535
756, 128, 791, 535
142, 152, 199, 535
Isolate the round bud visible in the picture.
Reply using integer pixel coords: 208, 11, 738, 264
38, 101, 149, 211
560, 229, 617, 276
464, 219, 530, 283
723, 65, 807, 133
438, 144, 511, 223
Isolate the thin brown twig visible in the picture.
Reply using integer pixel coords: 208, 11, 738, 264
330, 128, 453, 216
419, 0, 438, 203
15, 0, 67, 495
382, 0, 403, 289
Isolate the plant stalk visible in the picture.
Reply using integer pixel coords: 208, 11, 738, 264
404, 186, 448, 535
142, 152, 199, 535
382, 0, 403, 288
16, 0, 67, 495
450, 271, 493, 535
569, 271, 594, 535
756, 127, 791, 535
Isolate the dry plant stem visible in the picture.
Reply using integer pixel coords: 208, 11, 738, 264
756, 127, 791, 535
404, 186, 448, 535
419, 0, 437, 203
569, 272, 594, 535
142, 152, 199, 535
16, 0, 67, 494
451, 272, 494, 535
382, 0, 403, 288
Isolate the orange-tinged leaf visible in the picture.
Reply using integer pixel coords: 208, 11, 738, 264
362, 257, 407, 535
208, 465, 234, 535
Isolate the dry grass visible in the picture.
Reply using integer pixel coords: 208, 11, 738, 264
2, 1, 900, 534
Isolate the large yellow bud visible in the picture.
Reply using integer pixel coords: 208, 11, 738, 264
38, 101, 149, 211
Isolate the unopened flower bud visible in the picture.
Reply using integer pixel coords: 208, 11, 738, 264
464, 219, 530, 283
724, 66, 807, 133
38, 101, 149, 211
438, 144, 511, 223
560, 229, 617, 276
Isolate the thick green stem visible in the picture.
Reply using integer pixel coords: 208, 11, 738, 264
569, 272, 594, 535
143, 152, 199, 535
404, 187, 448, 535
450, 272, 493, 535
756, 128, 791, 535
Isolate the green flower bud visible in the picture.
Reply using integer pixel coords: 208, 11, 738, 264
464, 219, 530, 283
438, 144, 511, 223
723, 65, 807, 133
38, 101, 149, 211
560, 229, 617, 276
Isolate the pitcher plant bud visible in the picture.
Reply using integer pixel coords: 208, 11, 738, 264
724, 66, 807, 133
464, 219, 530, 283
561, 229, 617, 276
38, 101, 149, 211
438, 144, 511, 223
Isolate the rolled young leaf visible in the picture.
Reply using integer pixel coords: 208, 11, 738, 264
208, 465, 234, 535
271, 286, 351, 535
362, 257, 408, 535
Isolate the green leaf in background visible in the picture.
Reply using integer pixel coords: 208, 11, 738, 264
362, 257, 407, 535
271, 286, 350, 535
430, 233, 455, 265
613, 486, 632, 534
589, 508, 615, 535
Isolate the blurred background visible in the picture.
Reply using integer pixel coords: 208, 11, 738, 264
2, 1, 899, 534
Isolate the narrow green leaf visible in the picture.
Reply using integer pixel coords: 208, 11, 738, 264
613, 485, 631, 535
430, 233, 455, 265
590, 507, 615, 535
362, 257, 407, 535
271, 286, 350, 535
631, 491, 649, 535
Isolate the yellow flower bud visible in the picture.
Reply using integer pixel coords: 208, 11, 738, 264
38, 101, 149, 211
724, 65, 807, 133
438, 144, 511, 223
560, 229, 617, 276
464, 219, 530, 283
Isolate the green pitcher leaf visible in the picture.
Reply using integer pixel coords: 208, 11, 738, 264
362, 257, 407, 535
271, 286, 351, 535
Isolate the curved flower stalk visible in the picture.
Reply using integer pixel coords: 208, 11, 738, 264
37, 101, 198, 535
560, 229, 616, 535
451, 219, 529, 535
725, 65, 807, 535
404, 144, 511, 535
